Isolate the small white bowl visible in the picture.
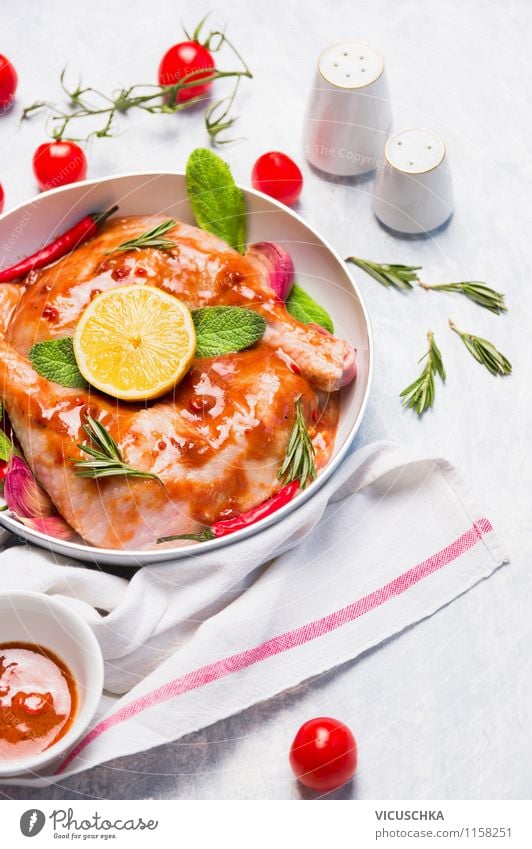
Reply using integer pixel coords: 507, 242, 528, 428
372, 127, 454, 234
0, 591, 103, 777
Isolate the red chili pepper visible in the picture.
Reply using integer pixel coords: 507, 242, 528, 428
0, 205, 119, 283
157, 480, 300, 544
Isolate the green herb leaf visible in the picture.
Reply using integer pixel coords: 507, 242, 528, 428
420, 281, 507, 314
277, 395, 316, 489
72, 415, 160, 480
285, 284, 334, 334
186, 148, 247, 253
29, 337, 88, 389
106, 219, 177, 253
0, 404, 15, 461
346, 256, 421, 291
192, 307, 266, 357
449, 320, 511, 376
157, 527, 217, 544
0, 429, 13, 462
400, 331, 446, 416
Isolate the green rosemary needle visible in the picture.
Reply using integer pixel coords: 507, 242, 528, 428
346, 256, 421, 291
106, 219, 177, 253
277, 395, 316, 489
400, 332, 446, 416
449, 321, 511, 376
420, 281, 507, 314
73, 415, 160, 480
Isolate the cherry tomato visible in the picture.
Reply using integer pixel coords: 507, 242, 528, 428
0, 54, 17, 111
251, 151, 303, 206
32, 141, 87, 192
0, 459, 7, 480
289, 716, 357, 792
0, 184, 4, 215
158, 41, 215, 104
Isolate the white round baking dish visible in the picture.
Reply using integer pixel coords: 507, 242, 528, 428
0, 172, 373, 566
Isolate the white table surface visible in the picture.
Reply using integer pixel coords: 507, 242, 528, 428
0, 0, 530, 800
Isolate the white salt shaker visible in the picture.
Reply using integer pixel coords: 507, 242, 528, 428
303, 41, 392, 177
372, 127, 454, 233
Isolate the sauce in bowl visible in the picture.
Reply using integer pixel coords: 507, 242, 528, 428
0, 642, 77, 761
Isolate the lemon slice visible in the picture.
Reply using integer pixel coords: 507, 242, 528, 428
73, 285, 196, 401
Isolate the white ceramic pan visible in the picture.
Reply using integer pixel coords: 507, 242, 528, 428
0, 173, 372, 566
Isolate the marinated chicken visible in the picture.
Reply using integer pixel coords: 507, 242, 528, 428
0, 217, 356, 549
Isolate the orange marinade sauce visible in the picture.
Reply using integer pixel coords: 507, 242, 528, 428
0, 642, 77, 761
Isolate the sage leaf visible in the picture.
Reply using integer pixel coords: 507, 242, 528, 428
186, 148, 247, 253
29, 337, 88, 389
286, 284, 334, 334
192, 306, 265, 357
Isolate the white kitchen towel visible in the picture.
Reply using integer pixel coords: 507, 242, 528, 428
0, 441, 508, 786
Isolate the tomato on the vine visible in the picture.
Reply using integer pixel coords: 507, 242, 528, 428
0, 54, 17, 111
0, 184, 4, 215
32, 141, 87, 192
158, 41, 215, 104
289, 716, 357, 792
251, 151, 303, 206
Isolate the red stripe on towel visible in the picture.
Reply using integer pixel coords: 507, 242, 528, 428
56, 518, 493, 774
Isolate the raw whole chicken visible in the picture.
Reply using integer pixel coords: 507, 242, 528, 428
0, 217, 356, 549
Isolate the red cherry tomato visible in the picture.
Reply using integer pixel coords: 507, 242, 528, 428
0, 184, 4, 215
251, 151, 303, 206
158, 41, 215, 104
32, 141, 87, 192
0, 54, 17, 111
0, 459, 7, 480
289, 716, 357, 792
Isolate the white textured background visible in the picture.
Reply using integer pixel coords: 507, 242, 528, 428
0, 0, 530, 799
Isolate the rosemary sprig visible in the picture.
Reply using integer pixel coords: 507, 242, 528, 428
449, 321, 511, 376
157, 528, 216, 544
400, 332, 446, 415
73, 415, 160, 480
106, 220, 176, 253
277, 396, 316, 489
420, 281, 507, 314
346, 256, 421, 291
21, 18, 252, 146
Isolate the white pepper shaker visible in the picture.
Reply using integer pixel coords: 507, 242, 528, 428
303, 41, 392, 177
372, 127, 454, 233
